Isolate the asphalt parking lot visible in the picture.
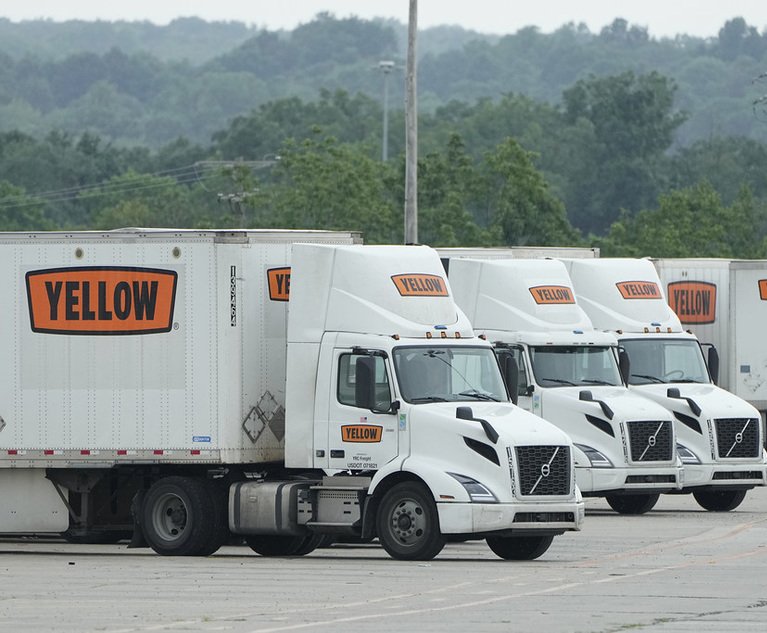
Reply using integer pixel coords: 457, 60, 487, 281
1, 489, 767, 633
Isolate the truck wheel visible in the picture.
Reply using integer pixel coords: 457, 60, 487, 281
606, 493, 659, 515
376, 482, 446, 561
197, 480, 230, 556
693, 489, 747, 512
486, 535, 554, 560
245, 533, 320, 556
142, 476, 217, 556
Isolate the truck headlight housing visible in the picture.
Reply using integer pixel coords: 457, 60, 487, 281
574, 443, 613, 468
447, 472, 498, 503
676, 443, 701, 465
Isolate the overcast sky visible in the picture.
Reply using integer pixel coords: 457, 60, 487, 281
2, 0, 767, 38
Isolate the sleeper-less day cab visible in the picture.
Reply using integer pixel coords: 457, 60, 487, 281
447, 258, 683, 515
563, 258, 767, 511
0, 230, 583, 561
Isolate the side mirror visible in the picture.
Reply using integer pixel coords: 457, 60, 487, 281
618, 348, 631, 385
707, 346, 719, 385
355, 356, 392, 413
503, 354, 520, 405
354, 356, 376, 411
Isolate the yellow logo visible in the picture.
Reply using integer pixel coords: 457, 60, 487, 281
616, 281, 661, 300
667, 281, 716, 324
267, 267, 291, 301
391, 274, 449, 297
529, 285, 575, 305
26, 267, 177, 335
341, 425, 383, 443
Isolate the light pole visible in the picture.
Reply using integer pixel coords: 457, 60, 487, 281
377, 60, 395, 161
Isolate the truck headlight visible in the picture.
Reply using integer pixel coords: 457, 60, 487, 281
447, 472, 498, 503
574, 443, 613, 468
676, 443, 701, 465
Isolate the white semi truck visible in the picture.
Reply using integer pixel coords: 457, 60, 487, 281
0, 229, 584, 560
563, 258, 767, 511
447, 258, 683, 515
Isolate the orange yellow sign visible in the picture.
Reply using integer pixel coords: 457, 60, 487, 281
267, 267, 291, 301
26, 267, 177, 335
616, 281, 662, 300
667, 281, 716, 324
391, 274, 449, 297
341, 425, 383, 443
529, 285, 575, 305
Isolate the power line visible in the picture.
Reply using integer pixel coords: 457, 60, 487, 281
0, 160, 274, 211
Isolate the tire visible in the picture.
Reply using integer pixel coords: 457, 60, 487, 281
606, 493, 660, 515
197, 480, 230, 556
486, 535, 555, 560
245, 533, 318, 557
693, 489, 747, 512
142, 476, 218, 556
375, 482, 446, 561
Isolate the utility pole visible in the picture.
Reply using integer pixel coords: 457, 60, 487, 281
378, 61, 395, 161
404, 0, 418, 245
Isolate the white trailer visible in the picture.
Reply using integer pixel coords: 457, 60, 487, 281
447, 258, 683, 515
0, 230, 583, 560
564, 258, 767, 511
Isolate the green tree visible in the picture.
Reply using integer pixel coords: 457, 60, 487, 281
561, 71, 688, 233
254, 134, 398, 243
597, 182, 767, 257
0, 180, 52, 230
481, 138, 579, 246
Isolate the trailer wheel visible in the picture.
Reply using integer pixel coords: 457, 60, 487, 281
245, 533, 321, 556
486, 535, 555, 560
606, 493, 659, 515
376, 482, 446, 561
693, 489, 747, 512
142, 476, 217, 556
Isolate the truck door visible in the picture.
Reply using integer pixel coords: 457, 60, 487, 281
500, 346, 536, 414
327, 349, 399, 471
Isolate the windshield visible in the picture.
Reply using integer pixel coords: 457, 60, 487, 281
621, 338, 710, 385
530, 345, 622, 388
392, 346, 508, 404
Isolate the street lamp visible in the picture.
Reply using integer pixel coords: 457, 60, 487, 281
377, 60, 396, 161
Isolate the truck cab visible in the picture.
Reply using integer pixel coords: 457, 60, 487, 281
447, 257, 683, 515
231, 245, 585, 560
564, 258, 767, 511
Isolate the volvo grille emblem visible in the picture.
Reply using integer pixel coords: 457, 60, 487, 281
638, 422, 665, 461
528, 447, 560, 494
726, 420, 751, 457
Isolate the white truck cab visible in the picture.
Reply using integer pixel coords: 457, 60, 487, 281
563, 258, 767, 511
240, 244, 585, 560
447, 257, 683, 514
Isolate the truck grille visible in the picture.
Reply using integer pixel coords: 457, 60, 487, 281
626, 420, 673, 462
714, 418, 761, 459
515, 446, 571, 496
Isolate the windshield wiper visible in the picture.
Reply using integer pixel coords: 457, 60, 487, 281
668, 378, 704, 383
540, 377, 576, 386
458, 390, 500, 401
580, 379, 616, 386
631, 373, 664, 384
410, 396, 449, 403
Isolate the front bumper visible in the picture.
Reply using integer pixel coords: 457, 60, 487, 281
577, 464, 684, 495
437, 499, 585, 535
680, 462, 767, 490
